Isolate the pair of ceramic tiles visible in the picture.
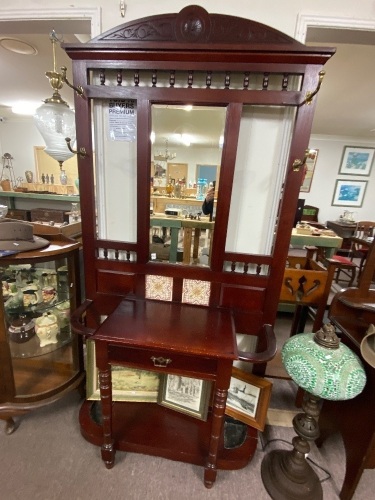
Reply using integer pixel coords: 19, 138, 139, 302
145, 275, 210, 306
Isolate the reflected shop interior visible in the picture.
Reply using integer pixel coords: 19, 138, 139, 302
93, 98, 294, 268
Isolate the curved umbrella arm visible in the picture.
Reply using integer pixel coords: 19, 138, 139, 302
237, 323, 277, 364
71, 299, 95, 337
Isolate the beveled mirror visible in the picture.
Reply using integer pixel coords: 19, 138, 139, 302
150, 104, 226, 266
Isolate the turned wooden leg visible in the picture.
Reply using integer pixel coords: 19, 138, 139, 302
204, 386, 227, 488
99, 367, 115, 468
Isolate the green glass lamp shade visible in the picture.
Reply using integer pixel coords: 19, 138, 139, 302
281, 331, 366, 401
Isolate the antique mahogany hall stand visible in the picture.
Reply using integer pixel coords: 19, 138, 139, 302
67, 5, 334, 488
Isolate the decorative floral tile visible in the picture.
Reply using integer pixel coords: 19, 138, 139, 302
145, 275, 173, 301
182, 279, 211, 306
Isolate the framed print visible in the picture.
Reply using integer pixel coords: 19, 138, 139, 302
158, 374, 212, 421
339, 146, 375, 176
331, 179, 368, 207
300, 148, 318, 193
225, 367, 272, 431
86, 340, 160, 402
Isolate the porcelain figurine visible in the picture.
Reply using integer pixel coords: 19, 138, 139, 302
35, 312, 59, 347
54, 300, 71, 329
41, 285, 57, 304
60, 170, 67, 185
8, 316, 35, 344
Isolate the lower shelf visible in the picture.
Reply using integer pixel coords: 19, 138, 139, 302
12, 343, 78, 397
79, 400, 258, 470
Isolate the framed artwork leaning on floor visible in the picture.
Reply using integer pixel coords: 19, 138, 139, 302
86, 340, 160, 402
158, 374, 212, 421
225, 367, 272, 431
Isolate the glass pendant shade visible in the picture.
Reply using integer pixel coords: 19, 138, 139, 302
34, 101, 76, 166
282, 331, 366, 401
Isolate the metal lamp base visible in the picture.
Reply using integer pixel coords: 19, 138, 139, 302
261, 448, 322, 500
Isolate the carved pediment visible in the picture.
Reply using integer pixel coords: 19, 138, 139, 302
95, 5, 301, 48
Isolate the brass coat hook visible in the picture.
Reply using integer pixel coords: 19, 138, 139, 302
65, 138, 88, 159
60, 67, 85, 98
293, 148, 316, 172
300, 70, 325, 106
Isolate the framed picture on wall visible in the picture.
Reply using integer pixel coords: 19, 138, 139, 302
225, 368, 272, 431
300, 148, 318, 193
332, 179, 368, 207
339, 146, 375, 176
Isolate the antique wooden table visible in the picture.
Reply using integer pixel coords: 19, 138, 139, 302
290, 228, 343, 258
326, 220, 357, 250
150, 214, 214, 264
79, 298, 246, 488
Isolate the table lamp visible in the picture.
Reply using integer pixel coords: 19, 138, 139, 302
261, 323, 366, 500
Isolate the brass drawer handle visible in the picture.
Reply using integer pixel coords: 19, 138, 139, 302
151, 356, 172, 368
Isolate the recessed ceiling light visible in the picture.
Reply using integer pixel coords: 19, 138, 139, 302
0, 37, 38, 56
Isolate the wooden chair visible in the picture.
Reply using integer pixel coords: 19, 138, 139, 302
281, 245, 338, 336
334, 221, 375, 285
301, 205, 319, 222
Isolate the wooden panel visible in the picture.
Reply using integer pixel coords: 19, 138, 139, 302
167, 162, 188, 183
220, 284, 266, 310
280, 267, 328, 305
97, 271, 136, 295
232, 311, 264, 336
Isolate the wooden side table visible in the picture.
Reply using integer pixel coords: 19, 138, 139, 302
78, 298, 255, 488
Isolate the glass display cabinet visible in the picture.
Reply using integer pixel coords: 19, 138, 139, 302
0, 236, 84, 434
64, 6, 334, 487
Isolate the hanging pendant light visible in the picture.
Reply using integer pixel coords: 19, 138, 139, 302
33, 31, 84, 170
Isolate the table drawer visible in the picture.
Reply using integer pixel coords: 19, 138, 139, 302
107, 344, 218, 379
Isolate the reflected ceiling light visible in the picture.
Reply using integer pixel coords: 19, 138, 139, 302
150, 131, 155, 144
180, 134, 191, 146
12, 102, 39, 116
33, 30, 85, 170
219, 135, 224, 148
184, 105, 193, 111
154, 139, 176, 161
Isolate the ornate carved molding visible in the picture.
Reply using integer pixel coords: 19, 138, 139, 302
97, 5, 298, 46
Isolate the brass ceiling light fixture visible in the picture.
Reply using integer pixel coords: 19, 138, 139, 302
33, 30, 85, 170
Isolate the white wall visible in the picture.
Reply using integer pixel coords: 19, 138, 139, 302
307, 135, 375, 223
2, 0, 375, 38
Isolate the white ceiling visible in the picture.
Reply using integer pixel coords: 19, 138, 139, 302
0, 21, 375, 144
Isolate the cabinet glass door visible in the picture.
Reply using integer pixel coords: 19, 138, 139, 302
1, 253, 79, 397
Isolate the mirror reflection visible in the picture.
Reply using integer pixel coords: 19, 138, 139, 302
150, 105, 226, 266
